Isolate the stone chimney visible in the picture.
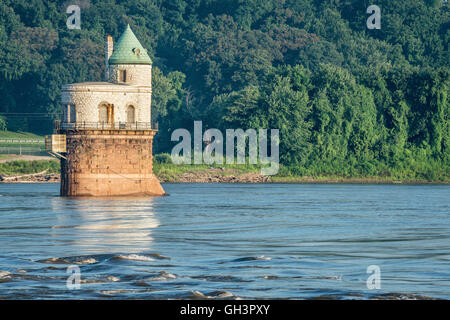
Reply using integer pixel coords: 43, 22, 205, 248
105, 35, 113, 81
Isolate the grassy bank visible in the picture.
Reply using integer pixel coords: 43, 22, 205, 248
154, 164, 449, 183
0, 130, 46, 157
274, 161, 449, 183
153, 153, 449, 183
0, 130, 44, 140
0, 160, 59, 176
153, 163, 261, 182
0, 156, 448, 183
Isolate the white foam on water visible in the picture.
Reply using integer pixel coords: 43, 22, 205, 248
191, 290, 206, 298
39, 257, 68, 264
116, 254, 155, 262
160, 271, 176, 279
39, 257, 98, 264
75, 258, 97, 264
217, 291, 234, 298
263, 275, 278, 280
0, 271, 11, 278
107, 276, 120, 282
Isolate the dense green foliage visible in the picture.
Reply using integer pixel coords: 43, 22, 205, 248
0, 0, 448, 178
0, 160, 59, 175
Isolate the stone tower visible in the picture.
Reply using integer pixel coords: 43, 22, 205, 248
54, 25, 165, 196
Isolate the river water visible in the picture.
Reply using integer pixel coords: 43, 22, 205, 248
0, 183, 448, 299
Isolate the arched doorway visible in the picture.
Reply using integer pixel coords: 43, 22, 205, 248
99, 102, 114, 128
98, 103, 108, 123
127, 105, 135, 124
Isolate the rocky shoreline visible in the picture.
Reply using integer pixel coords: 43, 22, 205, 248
0, 170, 448, 184
0, 170, 270, 183
0, 173, 60, 183
163, 170, 271, 183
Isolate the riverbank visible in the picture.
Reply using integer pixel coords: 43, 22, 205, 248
0, 157, 448, 184
155, 166, 449, 184
0, 155, 54, 163
1, 163, 448, 184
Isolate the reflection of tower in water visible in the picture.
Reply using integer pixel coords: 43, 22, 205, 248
51, 196, 160, 254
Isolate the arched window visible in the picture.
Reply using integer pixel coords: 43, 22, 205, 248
127, 105, 135, 123
98, 103, 108, 123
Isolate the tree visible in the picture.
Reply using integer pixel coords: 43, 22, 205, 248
263, 70, 312, 164
0, 115, 6, 131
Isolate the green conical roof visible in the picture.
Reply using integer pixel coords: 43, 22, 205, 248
109, 24, 152, 65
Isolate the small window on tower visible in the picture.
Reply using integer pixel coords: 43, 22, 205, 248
69, 104, 76, 123
119, 70, 127, 83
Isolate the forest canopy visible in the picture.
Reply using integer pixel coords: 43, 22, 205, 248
0, 0, 448, 179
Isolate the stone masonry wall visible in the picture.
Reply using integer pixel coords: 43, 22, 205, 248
109, 64, 152, 86
61, 84, 151, 124
60, 130, 165, 196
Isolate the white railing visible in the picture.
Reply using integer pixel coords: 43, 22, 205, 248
0, 139, 44, 144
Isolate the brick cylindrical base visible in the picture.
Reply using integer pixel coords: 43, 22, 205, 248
60, 129, 165, 197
